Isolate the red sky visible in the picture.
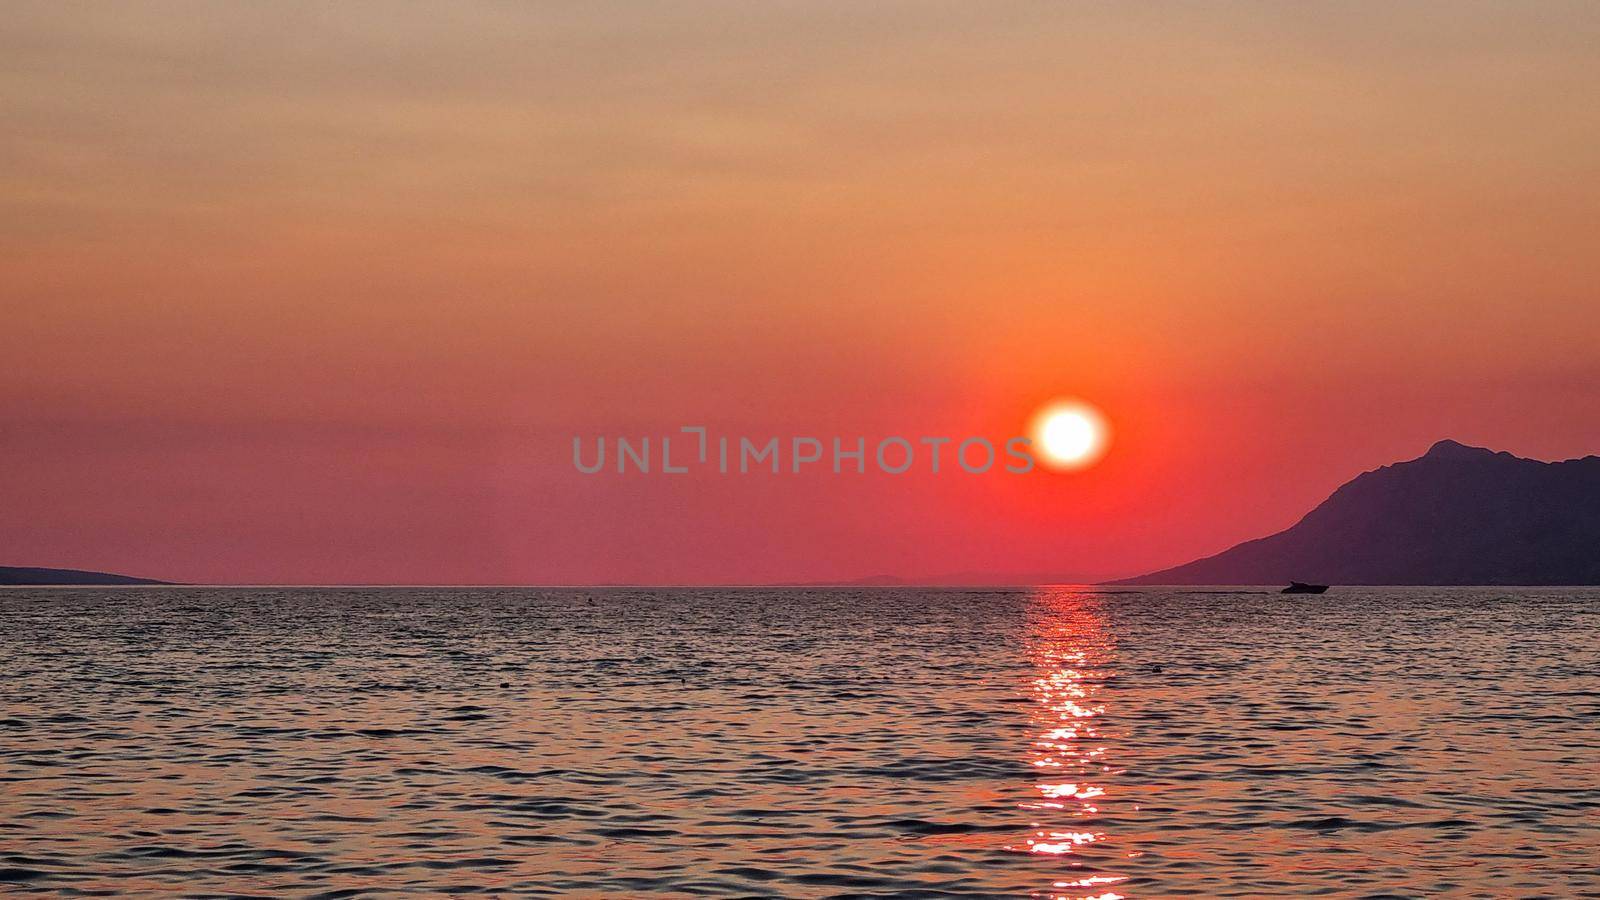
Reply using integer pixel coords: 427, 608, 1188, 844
4, 3, 1598, 584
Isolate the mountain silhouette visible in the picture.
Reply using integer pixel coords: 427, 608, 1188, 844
1114, 440, 1600, 585
0, 565, 169, 586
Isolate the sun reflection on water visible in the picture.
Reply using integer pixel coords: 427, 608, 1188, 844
1013, 589, 1129, 900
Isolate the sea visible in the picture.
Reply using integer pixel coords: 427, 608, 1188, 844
1, 587, 1597, 897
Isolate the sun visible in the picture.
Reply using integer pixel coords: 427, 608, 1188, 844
1029, 399, 1111, 470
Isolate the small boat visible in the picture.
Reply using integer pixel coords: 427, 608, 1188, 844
1281, 581, 1329, 594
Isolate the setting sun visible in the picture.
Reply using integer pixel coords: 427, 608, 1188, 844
1030, 399, 1111, 470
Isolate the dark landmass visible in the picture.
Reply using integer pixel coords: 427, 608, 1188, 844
0, 566, 171, 586
1114, 440, 1600, 586
792, 574, 914, 587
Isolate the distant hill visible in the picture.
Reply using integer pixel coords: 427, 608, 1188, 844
1114, 440, 1600, 586
0, 566, 170, 586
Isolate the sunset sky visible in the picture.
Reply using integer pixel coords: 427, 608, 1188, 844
4, 2, 1598, 584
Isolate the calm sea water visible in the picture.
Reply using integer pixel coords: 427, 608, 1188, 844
1, 587, 1597, 897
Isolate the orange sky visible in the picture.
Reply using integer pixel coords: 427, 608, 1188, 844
3, 3, 1598, 583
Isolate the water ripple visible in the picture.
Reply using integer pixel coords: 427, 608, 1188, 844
1, 586, 1597, 896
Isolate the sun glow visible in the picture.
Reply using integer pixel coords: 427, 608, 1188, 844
1030, 400, 1110, 470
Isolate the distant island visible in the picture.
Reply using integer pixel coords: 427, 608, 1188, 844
0, 566, 169, 586
1114, 439, 1600, 586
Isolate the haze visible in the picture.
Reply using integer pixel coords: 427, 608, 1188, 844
3, 2, 1597, 583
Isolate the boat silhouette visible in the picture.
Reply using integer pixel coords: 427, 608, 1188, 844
1281, 581, 1329, 594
